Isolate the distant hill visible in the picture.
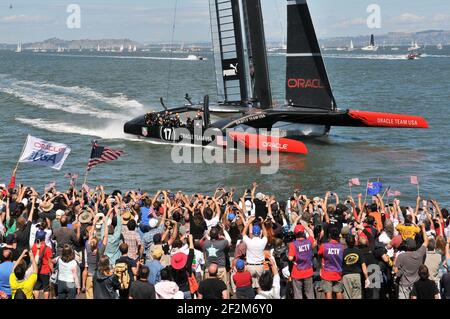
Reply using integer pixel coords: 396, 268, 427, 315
0, 38, 142, 50
318, 30, 450, 48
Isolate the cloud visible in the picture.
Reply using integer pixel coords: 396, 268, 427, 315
0, 15, 54, 24
391, 13, 425, 24
333, 17, 366, 29
432, 14, 450, 22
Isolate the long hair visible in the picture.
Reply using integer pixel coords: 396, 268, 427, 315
97, 256, 111, 274
61, 244, 75, 263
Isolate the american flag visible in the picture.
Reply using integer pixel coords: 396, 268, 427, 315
410, 175, 419, 185
348, 178, 360, 187
87, 141, 124, 171
388, 190, 402, 197
45, 182, 56, 192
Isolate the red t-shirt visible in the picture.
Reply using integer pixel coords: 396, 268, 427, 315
288, 237, 315, 280
31, 243, 53, 275
233, 271, 252, 288
318, 240, 342, 281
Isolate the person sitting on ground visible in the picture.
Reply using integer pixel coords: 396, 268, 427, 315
198, 263, 229, 300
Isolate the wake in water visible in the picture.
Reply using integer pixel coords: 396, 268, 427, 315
42, 53, 205, 62
0, 75, 147, 120
15, 117, 214, 150
268, 52, 450, 60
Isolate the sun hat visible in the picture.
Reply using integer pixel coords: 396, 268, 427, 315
122, 211, 132, 224
149, 218, 159, 229
235, 259, 245, 271
252, 225, 261, 236
171, 252, 188, 270
40, 202, 54, 212
79, 211, 93, 224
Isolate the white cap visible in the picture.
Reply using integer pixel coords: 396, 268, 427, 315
255, 193, 264, 201
56, 209, 65, 217
313, 197, 321, 202
149, 218, 159, 228
21, 198, 28, 206
0, 184, 6, 188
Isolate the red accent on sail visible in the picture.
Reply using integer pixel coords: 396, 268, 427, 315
348, 111, 429, 128
229, 132, 308, 155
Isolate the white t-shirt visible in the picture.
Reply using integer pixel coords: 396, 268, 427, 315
255, 274, 280, 299
243, 235, 267, 264
239, 200, 255, 217
58, 259, 78, 283
205, 216, 219, 229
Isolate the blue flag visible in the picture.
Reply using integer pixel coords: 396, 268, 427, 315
367, 182, 382, 196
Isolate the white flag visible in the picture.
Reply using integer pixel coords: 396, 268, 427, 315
19, 135, 71, 170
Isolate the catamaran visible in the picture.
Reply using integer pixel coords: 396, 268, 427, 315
361, 34, 378, 51
124, 0, 428, 155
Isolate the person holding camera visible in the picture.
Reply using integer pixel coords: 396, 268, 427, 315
242, 215, 268, 289
31, 230, 53, 299
9, 248, 38, 299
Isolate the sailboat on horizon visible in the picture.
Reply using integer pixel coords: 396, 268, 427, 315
123, 0, 428, 155
408, 41, 421, 51
15, 43, 22, 53
361, 34, 378, 51
347, 40, 354, 52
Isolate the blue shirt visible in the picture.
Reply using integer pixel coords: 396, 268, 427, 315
0, 261, 14, 296
140, 207, 150, 226
145, 260, 164, 285
142, 224, 165, 258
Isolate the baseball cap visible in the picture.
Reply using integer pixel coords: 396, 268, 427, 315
149, 218, 159, 229
294, 224, 305, 236
313, 197, 321, 202
6, 234, 17, 244
235, 259, 245, 271
168, 193, 175, 200
151, 247, 164, 259
56, 209, 65, 217
405, 238, 417, 251
252, 225, 261, 236
255, 193, 264, 201
227, 213, 236, 221
35, 230, 46, 242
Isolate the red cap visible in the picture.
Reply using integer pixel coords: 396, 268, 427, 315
294, 224, 305, 235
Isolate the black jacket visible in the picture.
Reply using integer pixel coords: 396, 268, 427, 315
93, 270, 120, 299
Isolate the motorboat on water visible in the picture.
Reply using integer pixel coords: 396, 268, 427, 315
407, 53, 421, 60
124, 0, 428, 155
187, 54, 208, 61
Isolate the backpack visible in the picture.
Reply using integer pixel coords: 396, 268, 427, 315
14, 288, 27, 299
114, 263, 130, 290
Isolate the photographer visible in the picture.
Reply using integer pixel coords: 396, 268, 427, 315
10, 248, 38, 299
255, 256, 280, 299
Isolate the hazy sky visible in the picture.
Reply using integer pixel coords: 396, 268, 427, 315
1, 0, 449, 43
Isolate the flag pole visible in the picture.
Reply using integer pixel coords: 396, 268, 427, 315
417, 180, 420, 197
83, 169, 89, 186
364, 180, 369, 203
14, 135, 29, 173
